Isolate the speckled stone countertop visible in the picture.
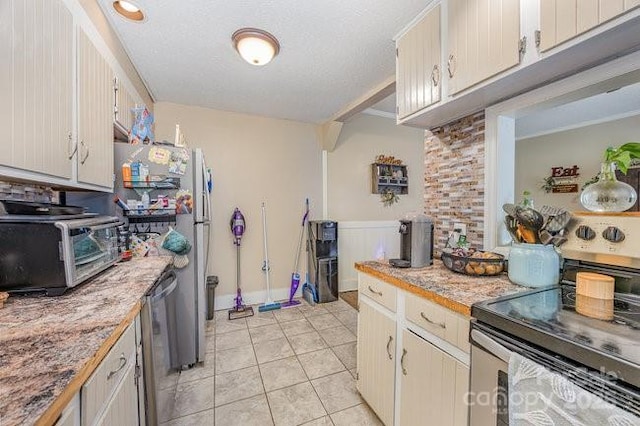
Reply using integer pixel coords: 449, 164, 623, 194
355, 260, 528, 316
0, 257, 172, 426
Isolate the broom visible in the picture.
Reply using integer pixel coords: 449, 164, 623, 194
258, 202, 281, 312
281, 199, 309, 308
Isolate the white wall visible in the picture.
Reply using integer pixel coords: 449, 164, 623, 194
515, 114, 640, 211
327, 113, 425, 221
154, 102, 323, 308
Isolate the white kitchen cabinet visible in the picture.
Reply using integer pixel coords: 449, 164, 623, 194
82, 322, 138, 426
114, 76, 138, 133
399, 330, 469, 426
357, 297, 396, 426
54, 393, 80, 426
77, 28, 115, 189
96, 362, 139, 426
447, 0, 520, 95
539, 0, 640, 51
396, 4, 441, 119
0, 0, 74, 179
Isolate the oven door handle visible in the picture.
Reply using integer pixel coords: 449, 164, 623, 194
471, 330, 512, 364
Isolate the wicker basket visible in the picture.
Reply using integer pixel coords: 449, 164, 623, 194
441, 250, 506, 276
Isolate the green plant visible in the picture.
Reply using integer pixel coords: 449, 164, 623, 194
540, 176, 555, 193
380, 189, 400, 207
604, 142, 640, 174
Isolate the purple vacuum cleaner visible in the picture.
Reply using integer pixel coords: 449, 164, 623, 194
228, 208, 254, 320
281, 199, 310, 308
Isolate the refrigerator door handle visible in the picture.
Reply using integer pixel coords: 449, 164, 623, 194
201, 157, 212, 223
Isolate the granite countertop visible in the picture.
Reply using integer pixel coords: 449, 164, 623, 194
355, 260, 528, 316
0, 256, 172, 426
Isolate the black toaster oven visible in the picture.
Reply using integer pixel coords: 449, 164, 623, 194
0, 215, 121, 295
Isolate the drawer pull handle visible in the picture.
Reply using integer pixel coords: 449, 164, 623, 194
447, 54, 456, 78
107, 353, 127, 380
67, 132, 77, 159
420, 312, 446, 329
80, 140, 89, 164
401, 348, 408, 375
386, 336, 393, 360
431, 65, 440, 87
368, 286, 382, 297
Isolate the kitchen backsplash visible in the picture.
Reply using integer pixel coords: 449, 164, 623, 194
425, 111, 485, 252
0, 180, 54, 203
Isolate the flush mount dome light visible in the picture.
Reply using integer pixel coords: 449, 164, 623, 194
112, 1, 145, 22
232, 28, 280, 66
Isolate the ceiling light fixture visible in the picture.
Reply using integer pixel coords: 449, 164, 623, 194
112, 1, 145, 22
232, 28, 280, 66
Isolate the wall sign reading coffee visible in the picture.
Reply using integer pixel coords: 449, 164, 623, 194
542, 165, 580, 193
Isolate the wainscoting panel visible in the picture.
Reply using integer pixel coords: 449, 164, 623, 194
338, 221, 400, 291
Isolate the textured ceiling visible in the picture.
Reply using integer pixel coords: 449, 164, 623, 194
99, 0, 431, 123
516, 82, 640, 140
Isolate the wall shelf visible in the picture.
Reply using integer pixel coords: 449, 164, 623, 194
123, 177, 180, 190
371, 163, 408, 195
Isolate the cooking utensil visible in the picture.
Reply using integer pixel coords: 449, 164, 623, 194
545, 210, 572, 233
502, 203, 517, 217
518, 223, 540, 244
539, 229, 554, 245
504, 215, 520, 242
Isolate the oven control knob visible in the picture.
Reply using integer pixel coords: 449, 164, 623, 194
602, 226, 625, 243
575, 225, 596, 241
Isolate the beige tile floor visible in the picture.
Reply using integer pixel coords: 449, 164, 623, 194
161, 298, 382, 426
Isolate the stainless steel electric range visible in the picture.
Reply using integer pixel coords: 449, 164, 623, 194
470, 212, 640, 425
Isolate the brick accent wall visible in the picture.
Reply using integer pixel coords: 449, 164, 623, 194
425, 111, 485, 252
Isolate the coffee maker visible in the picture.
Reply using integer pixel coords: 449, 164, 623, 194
307, 220, 338, 303
390, 216, 434, 268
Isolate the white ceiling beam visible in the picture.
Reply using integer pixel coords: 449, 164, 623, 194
330, 75, 396, 123
316, 121, 344, 152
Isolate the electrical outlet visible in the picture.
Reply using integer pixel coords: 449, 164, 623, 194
453, 222, 467, 236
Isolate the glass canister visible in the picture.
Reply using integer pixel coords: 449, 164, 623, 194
508, 243, 560, 288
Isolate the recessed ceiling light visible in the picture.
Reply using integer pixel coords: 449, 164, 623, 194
232, 28, 280, 66
112, 1, 145, 22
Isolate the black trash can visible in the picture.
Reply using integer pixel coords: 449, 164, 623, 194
206, 275, 218, 320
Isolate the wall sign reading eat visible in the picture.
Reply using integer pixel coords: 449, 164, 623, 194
543, 165, 580, 193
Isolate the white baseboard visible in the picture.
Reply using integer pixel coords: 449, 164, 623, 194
340, 277, 358, 292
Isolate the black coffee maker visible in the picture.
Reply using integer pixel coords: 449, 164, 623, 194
390, 216, 434, 268
307, 221, 338, 303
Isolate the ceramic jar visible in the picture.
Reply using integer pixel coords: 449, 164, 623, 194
508, 243, 560, 288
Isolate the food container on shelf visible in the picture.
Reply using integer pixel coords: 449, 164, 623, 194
508, 243, 560, 287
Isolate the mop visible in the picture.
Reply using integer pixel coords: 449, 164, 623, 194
228, 208, 254, 320
301, 204, 318, 305
281, 199, 309, 308
258, 202, 281, 312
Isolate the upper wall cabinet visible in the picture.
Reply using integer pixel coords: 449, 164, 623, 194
397, 0, 640, 129
397, 4, 441, 119
447, 0, 520, 95
0, 0, 74, 180
77, 29, 115, 189
539, 0, 640, 51
0, 0, 146, 191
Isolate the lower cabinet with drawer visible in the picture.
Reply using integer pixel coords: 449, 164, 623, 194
356, 271, 470, 426
82, 320, 141, 426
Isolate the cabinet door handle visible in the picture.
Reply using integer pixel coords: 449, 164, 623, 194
107, 353, 127, 379
386, 336, 393, 360
401, 348, 408, 375
368, 286, 382, 297
67, 132, 77, 160
420, 311, 446, 329
80, 140, 89, 164
431, 64, 440, 86
447, 54, 456, 78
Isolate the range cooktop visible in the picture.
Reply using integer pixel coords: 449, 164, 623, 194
473, 284, 640, 388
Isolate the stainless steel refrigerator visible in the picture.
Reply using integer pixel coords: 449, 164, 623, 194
113, 143, 211, 368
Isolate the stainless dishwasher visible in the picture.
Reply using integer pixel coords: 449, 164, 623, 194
141, 269, 181, 425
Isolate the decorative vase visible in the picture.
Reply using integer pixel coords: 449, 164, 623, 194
580, 162, 638, 212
